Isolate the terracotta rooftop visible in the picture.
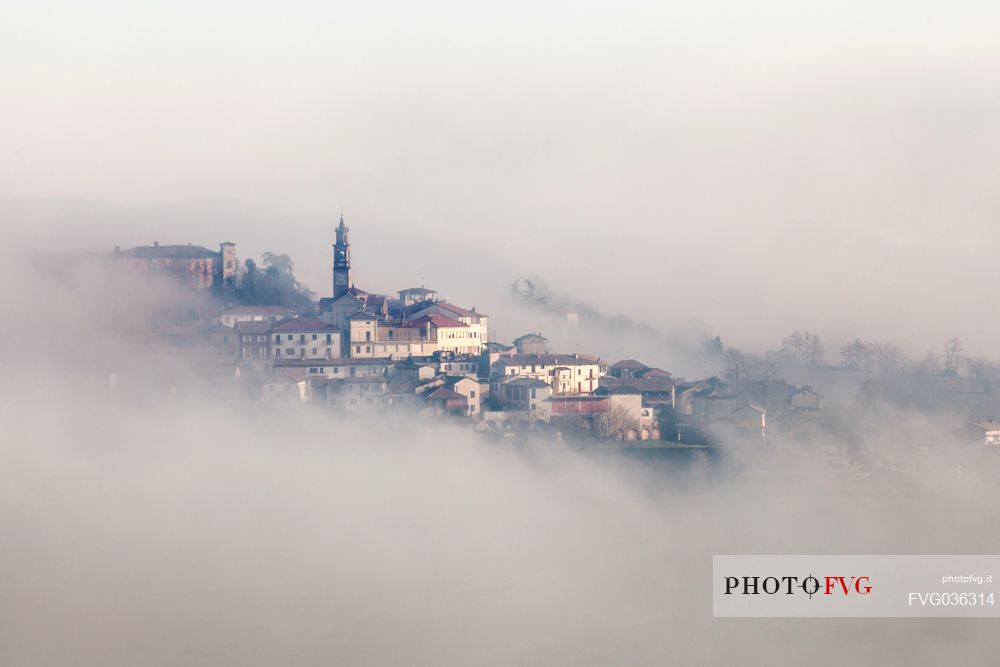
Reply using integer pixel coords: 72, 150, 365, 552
409, 314, 468, 329
427, 387, 467, 401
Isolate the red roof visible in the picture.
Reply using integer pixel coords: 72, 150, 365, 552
436, 302, 476, 318
427, 387, 467, 401
409, 314, 468, 329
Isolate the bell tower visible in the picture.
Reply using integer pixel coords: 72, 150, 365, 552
333, 213, 351, 298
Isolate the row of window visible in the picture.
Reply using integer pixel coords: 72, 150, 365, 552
275, 333, 335, 344
276, 347, 334, 358
307, 367, 387, 376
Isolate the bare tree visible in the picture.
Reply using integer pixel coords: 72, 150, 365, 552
943, 337, 965, 376
777, 330, 824, 366
596, 405, 640, 439
840, 339, 871, 370
804, 332, 825, 367
915, 351, 941, 376
779, 331, 806, 363
871, 342, 905, 376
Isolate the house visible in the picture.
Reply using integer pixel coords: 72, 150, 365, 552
598, 375, 675, 407
398, 287, 438, 308
236, 320, 272, 364
426, 387, 469, 417
261, 373, 310, 402
790, 387, 823, 410
502, 377, 551, 412
787, 387, 823, 439
407, 302, 488, 354
607, 359, 650, 379
341, 376, 389, 410
408, 314, 480, 356
443, 375, 481, 415
221, 305, 296, 328
347, 312, 438, 359
388, 358, 437, 384
437, 355, 482, 379
271, 318, 341, 360
513, 333, 548, 355
492, 353, 606, 396
730, 405, 767, 440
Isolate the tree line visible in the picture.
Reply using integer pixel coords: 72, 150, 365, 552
229, 251, 316, 311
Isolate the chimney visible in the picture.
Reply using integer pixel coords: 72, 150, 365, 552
153, 241, 159, 247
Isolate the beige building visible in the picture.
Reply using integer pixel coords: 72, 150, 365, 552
444, 375, 481, 415
347, 312, 438, 359
503, 377, 552, 412
271, 318, 341, 360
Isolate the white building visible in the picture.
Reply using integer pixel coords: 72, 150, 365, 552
492, 353, 606, 396
408, 302, 488, 354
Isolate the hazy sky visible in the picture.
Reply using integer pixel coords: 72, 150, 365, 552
3, 1, 1000, 355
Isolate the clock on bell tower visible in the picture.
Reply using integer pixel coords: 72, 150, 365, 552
332, 214, 351, 298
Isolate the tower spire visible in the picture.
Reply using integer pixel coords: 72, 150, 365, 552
333, 210, 351, 298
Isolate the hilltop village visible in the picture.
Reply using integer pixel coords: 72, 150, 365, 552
93, 213, 1000, 468
104, 216, 807, 445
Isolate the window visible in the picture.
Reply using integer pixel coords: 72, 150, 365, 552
312, 334, 318, 340
326, 334, 332, 344
365, 345, 371, 353
274, 335, 280, 344
312, 348, 318, 355
355, 345, 361, 353
365, 331, 371, 341
286, 348, 294, 355
531, 388, 536, 399
470, 390, 476, 398
299, 335, 305, 344
287, 335, 293, 341
388, 330, 394, 339
275, 349, 281, 358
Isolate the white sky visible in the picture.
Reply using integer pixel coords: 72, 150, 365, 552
3, 0, 999, 356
